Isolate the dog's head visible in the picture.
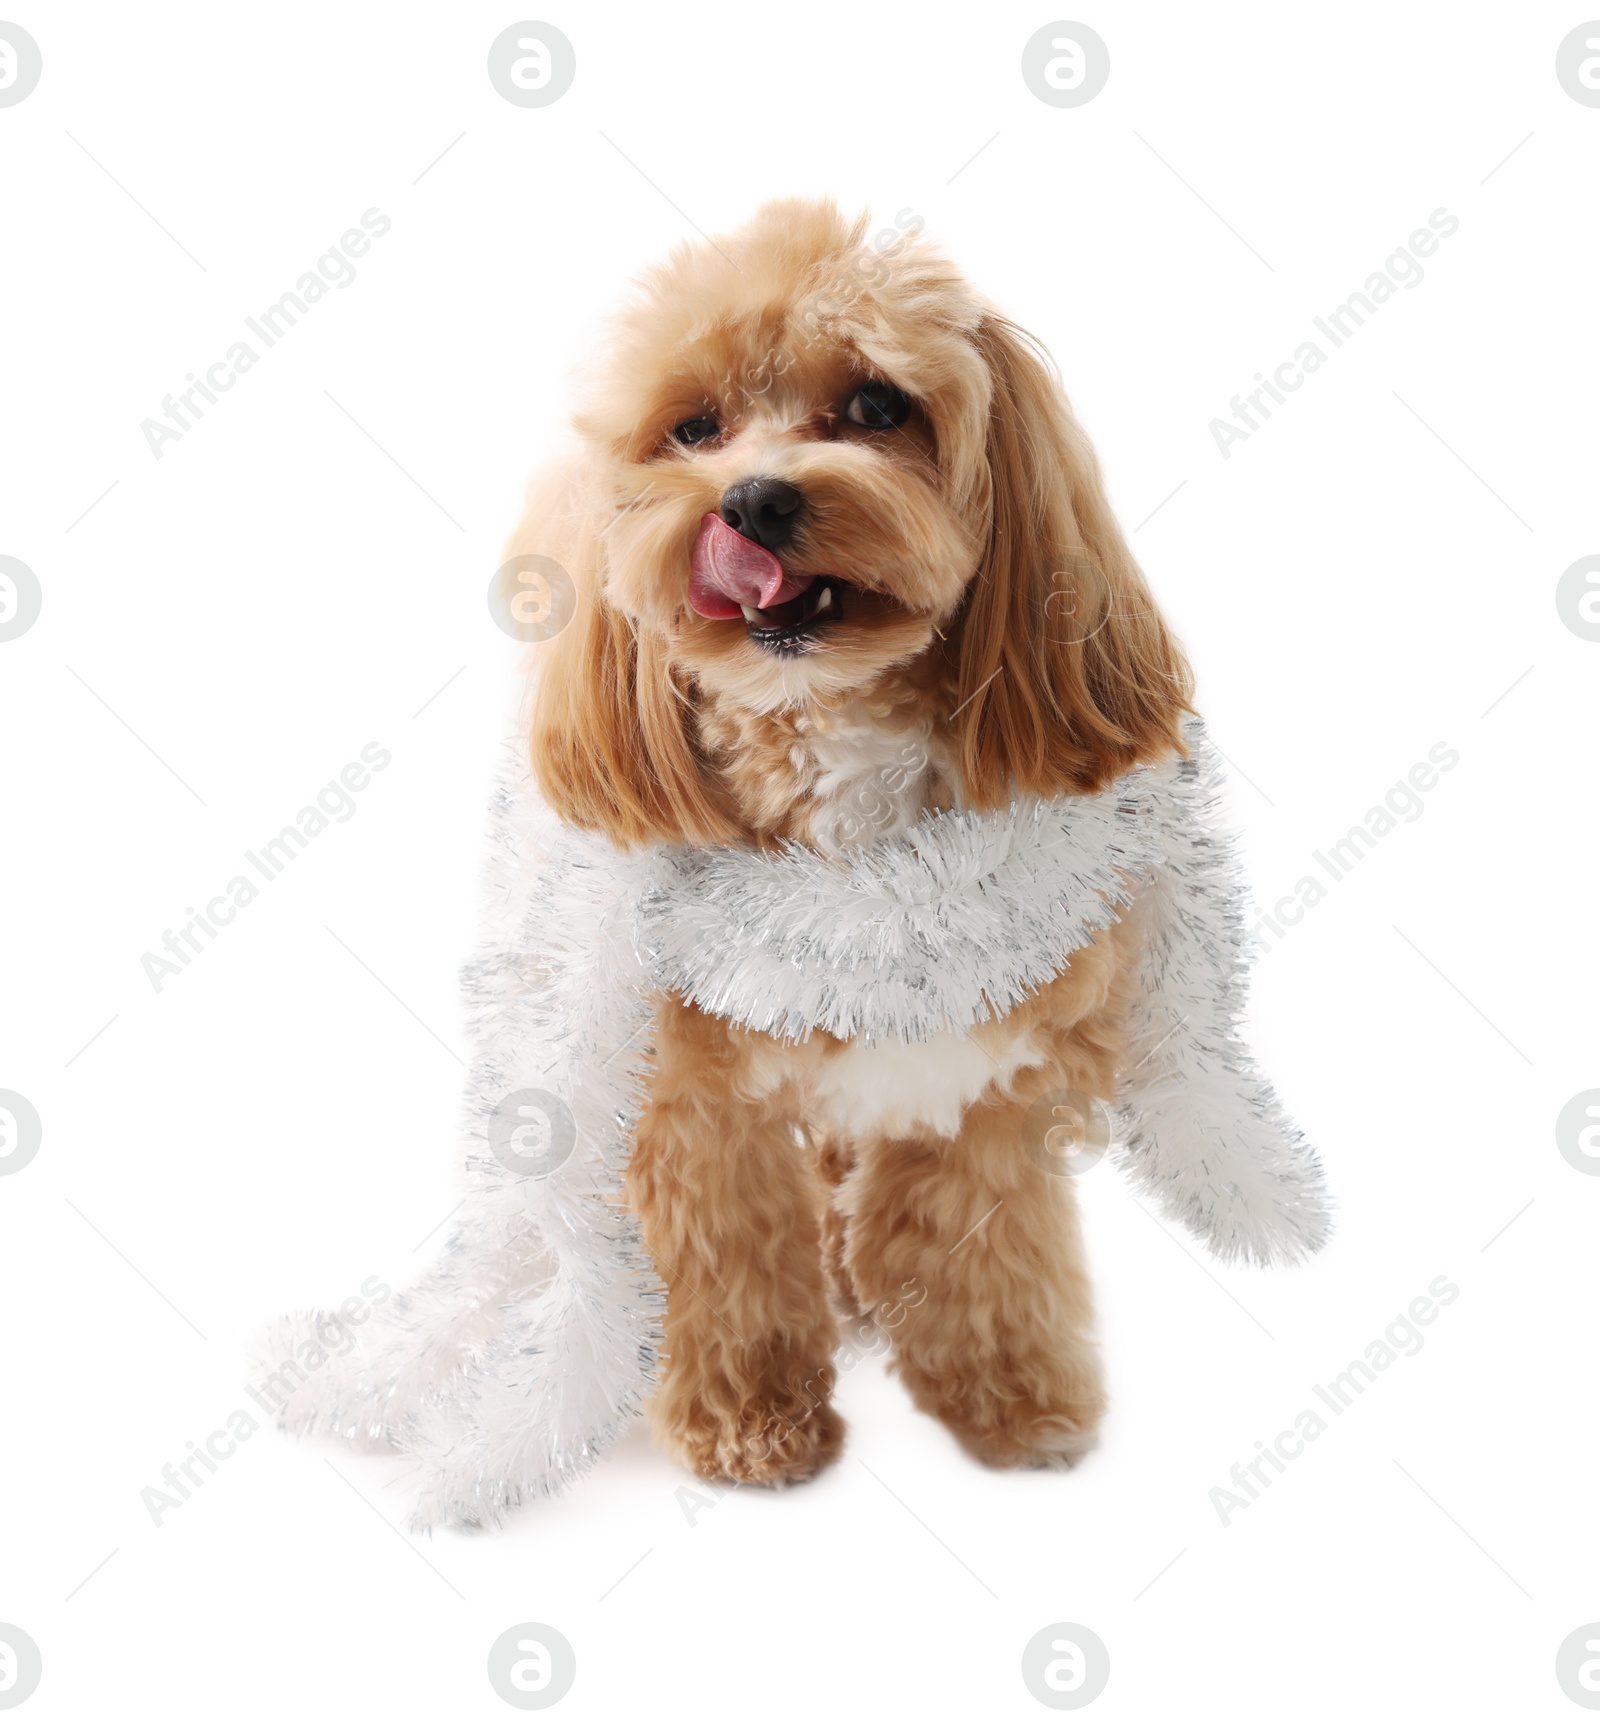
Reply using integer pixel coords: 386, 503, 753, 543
512, 198, 1191, 845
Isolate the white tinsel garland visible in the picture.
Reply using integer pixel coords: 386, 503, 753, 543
260, 719, 1329, 1528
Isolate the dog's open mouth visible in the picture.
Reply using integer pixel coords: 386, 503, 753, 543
688, 512, 843, 653
738, 577, 841, 650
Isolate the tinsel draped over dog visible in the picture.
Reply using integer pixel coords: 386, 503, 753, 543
263, 720, 1330, 1529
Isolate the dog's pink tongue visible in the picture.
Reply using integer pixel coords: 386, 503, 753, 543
688, 512, 807, 618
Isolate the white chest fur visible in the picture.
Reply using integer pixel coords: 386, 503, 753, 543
805, 1020, 1045, 1142
790, 703, 941, 857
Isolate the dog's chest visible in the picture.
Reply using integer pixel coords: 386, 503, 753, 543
803, 1021, 1046, 1142
778, 707, 1040, 1137
790, 704, 943, 856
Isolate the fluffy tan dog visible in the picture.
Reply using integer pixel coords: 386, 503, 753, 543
505, 198, 1193, 1485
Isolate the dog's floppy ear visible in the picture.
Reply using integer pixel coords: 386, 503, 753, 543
952, 314, 1193, 801
509, 464, 737, 848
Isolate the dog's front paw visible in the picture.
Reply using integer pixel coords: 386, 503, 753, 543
903, 1352, 1105, 1471
950, 1398, 1101, 1470
655, 1387, 846, 1487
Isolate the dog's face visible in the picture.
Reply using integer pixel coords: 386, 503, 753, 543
579, 204, 988, 711
519, 200, 1192, 847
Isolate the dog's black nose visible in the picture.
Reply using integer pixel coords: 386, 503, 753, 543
719, 476, 803, 551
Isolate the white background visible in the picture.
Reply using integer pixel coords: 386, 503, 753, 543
2, 1, 1597, 1725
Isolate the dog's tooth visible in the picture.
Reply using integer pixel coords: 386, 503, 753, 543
815, 586, 833, 615
740, 603, 766, 624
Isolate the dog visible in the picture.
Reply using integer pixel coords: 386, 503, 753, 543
503, 198, 1194, 1487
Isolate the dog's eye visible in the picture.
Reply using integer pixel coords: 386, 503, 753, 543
845, 382, 911, 429
672, 414, 720, 446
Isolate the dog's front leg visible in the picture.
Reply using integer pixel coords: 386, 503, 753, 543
842, 1090, 1106, 1469
625, 996, 844, 1486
